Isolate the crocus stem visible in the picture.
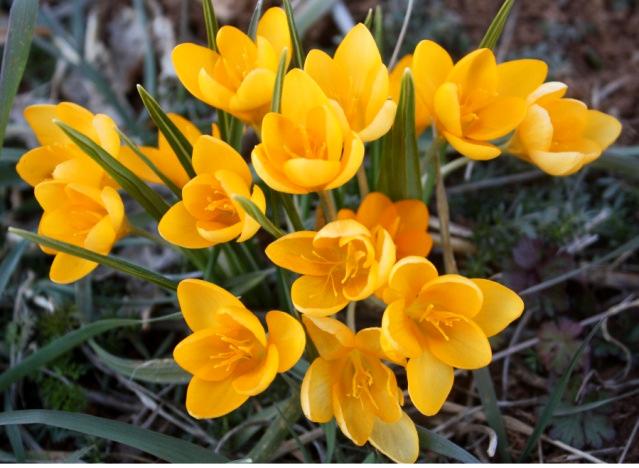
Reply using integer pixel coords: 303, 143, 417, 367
441, 156, 470, 178
319, 190, 337, 222
346, 301, 356, 331
356, 165, 370, 198
434, 143, 458, 275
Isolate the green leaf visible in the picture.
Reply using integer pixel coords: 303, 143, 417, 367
8, 227, 178, 292
248, 393, 302, 462
363, 8, 374, 29
247, 0, 264, 40
202, 0, 219, 51
89, 341, 189, 384
222, 268, 275, 297
137, 84, 196, 179
473, 366, 511, 461
0, 0, 38, 154
279, 192, 305, 231
518, 318, 606, 461
282, 0, 305, 69
417, 425, 480, 463
271, 48, 289, 113
0, 410, 226, 463
295, 0, 339, 37
56, 121, 169, 221
592, 150, 639, 181
478, 0, 515, 50
0, 240, 27, 296
132, 0, 156, 97
378, 70, 422, 200
323, 421, 336, 462
233, 195, 285, 238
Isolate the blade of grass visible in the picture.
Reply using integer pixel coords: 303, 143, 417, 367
473, 367, 511, 461
202, 0, 219, 51
133, 0, 157, 97
279, 193, 305, 231
478, 0, 515, 49
222, 268, 275, 297
282, 0, 305, 68
233, 195, 285, 238
0, 0, 38, 154
0, 240, 27, 297
518, 317, 607, 461
295, 0, 339, 36
271, 48, 288, 113
417, 425, 480, 463
9, 228, 178, 291
247, 0, 264, 40
0, 410, 226, 463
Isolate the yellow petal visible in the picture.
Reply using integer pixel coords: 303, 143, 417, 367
216, 25, 256, 72
237, 185, 265, 242
292, 273, 349, 316
218, 306, 267, 347
118, 146, 161, 184
265, 231, 331, 275
356, 192, 392, 228
443, 131, 501, 160
420, 274, 483, 318
515, 103, 553, 152
198, 67, 234, 110
34, 180, 68, 212
324, 133, 365, 190
406, 349, 453, 416
257, 7, 291, 64
584, 110, 622, 151
527, 81, 568, 105
412, 40, 453, 111
333, 386, 375, 446
177, 278, 245, 332
172, 43, 219, 103
83, 217, 116, 254
24, 104, 66, 146
158, 202, 211, 249
395, 230, 433, 259
426, 315, 492, 369
382, 299, 423, 358
374, 227, 397, 290
394, 199, 429, 230
230, 68, 275, 112
196, 219, 243, 246
51, 157, 103, 186
314, 218, 371, 243
434, 82, 462, 136
93, 113, 120, 157
185, 376, 249, 419
448, 48, 497, 94
163, 113, 203, 148
283, 158, 341, 189
101, 186, 125, 229
302, 315, 355, 360
369, 412, 419, 464
281, 69, 328, 123
173, 329, 244, 381
252, 144, 307, 194
266, 310, 306, 372
17, 146, 70, 186
496, 59, 548, 99
304, 49, 342, 103
388, 256, 439, 304
465, 96, 527, 141
471, 278, 524, 337
50, 253, 98, 284
300, 357, 335, 423
232, 344, 279, 395
529, 150, 584, 176
192, 135, 252, 185
354, 327, 385, 358
333, 23, 382, 97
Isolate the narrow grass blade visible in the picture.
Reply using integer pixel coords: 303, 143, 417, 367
222, 268, 274, 297
56, 122, 169, 221
417, 425, 480, 463
0, 0, 38, 155
137, 85, 196, 178
9, 228, 178, 291
271, 49, 289, 113
473, 366, 511, 461
295, 0, 339, 36
363, 8, 373, 29
248, 393, 302, 462
233, 195, 285, 238
478, 0, 515, 50
247, 0, 264, 40
373, 5, 383, 53
0, 410, 226, 462
89, 341, 189, 384
3, 399, 25, 462
518, 318, 606, 461
283, 0, 305, 69
133, 0, 157, 96
0, 240, 27, 296
202, 0, 219, 51
279, 193, 305, 231
323, 421, 337, 462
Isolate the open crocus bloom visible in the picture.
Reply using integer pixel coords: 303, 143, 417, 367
411, 41, 548, 160
265, 219, 395, 316
390, 54, 431, 135
158, 135, 265, 248
17, 102, 120, 187
304, 23, 396, 142
172, 7, 290, 127
252, 69, 365, 194
507, 82, 622, 176
301, 316, 418, 463
119, 113, 219, 189
337, 192, 432, 259
174, 279, 305, 418
35, 181, 127, 284
380, 257, 524, 416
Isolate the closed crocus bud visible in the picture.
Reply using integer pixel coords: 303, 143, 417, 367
252, 69, 365, 194
35, 181, 127, 284
337, 192, 432, 259
172, 7, 291, 128
158, 135, 265, 248
265, 219, 396, 316
389, 54, 431, 135
379, 257, 524, 417
301, 316, 418, 463
17, 102, 120, 187
507, 82, 622, 176
174, 279, 306, 419
304, 23, 396, 143
119, 113, 220, 189
411, 40, 548, 160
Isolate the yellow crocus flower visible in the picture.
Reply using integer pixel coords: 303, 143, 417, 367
17, 102, 119, 187
265, 219, 395, 316
337, 192, 432, 259
172, 7, 290, 127
35, 181, 127, 284
507, 82, 622, 176
174, 279, 305, 418
304, 23, 396, 142
301, 316, 418, 463
389, 54, 431, 135
410, 40, 548, 160
380, 256, 523, 416
119, 113, 219, 189
158, 135, 265, 248
252, 69, 365, 194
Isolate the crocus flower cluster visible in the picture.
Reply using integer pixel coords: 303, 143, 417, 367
15, 3, 623, 463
